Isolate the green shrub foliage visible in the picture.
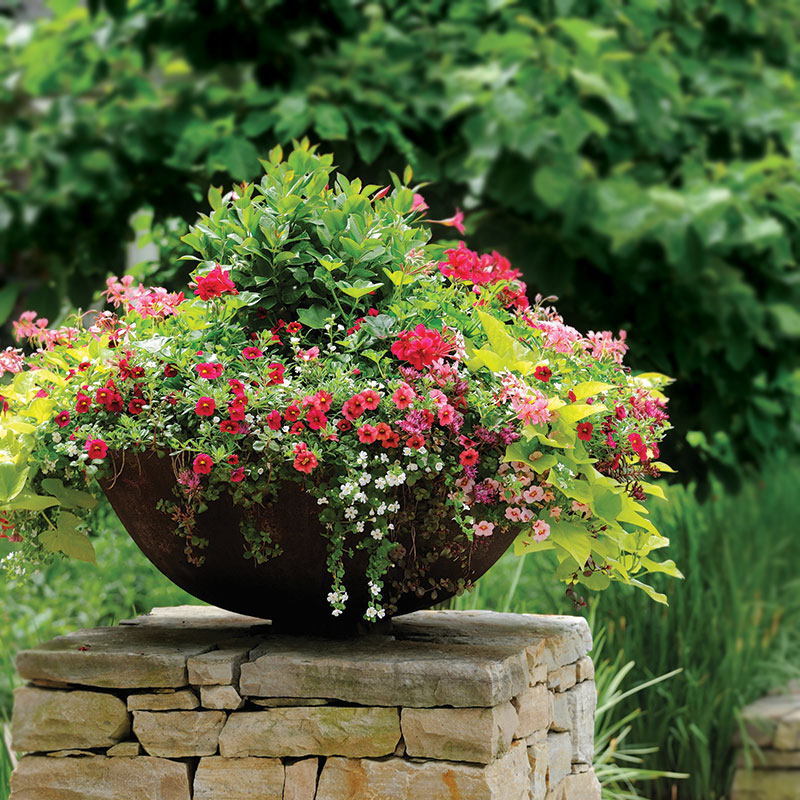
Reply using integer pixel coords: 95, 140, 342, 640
3, 0, 800, 477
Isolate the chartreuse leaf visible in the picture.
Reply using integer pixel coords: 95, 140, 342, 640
652, 461, 677, 473
640, 481, 667, 500
383, 268, 415, 287
638, 556, 683, 579
0, 461, 29, 503
628, 578, 668, 605
336, 280, 383, 299
592, 485, 623, 521
28, 397, 54, 424
557, 403, 607, 424
502, 442, 558, 473
3, 492, 59, 511
41, 478, 98, 510
571, 381, 615, 400
550, 522, 592, 568
39, 512, 96, 564
577, 570, 611, 590
523, 425, 571, 448
514, 532, 556, 556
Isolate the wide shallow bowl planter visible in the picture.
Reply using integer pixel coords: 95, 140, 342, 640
101, 450, 514, 635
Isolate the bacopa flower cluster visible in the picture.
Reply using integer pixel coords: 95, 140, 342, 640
0, 145, 675, 618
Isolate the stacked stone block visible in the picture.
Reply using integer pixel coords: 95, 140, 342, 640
731, 688, 800, 800
9, 605, 600, 799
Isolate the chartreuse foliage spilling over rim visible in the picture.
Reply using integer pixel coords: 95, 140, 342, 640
1, 143, 678, 619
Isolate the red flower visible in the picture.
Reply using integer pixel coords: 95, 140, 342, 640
128, 398, 146, 415
228, 378, 246, 396
192, 453, 213, 474
306, 408, 328, 430
407, 434, 426, 449
381, 431, 400, 448
285, 404, 301, 423
195, 397, 216, 417
390, 324, 452, 371
55, 411, 70, 428
337, 419, 353, 432
568, 389, 576, 403
193, 265, 238, 301
534, 365, 552, 382
95, 386, 114, 405
314, 390, 332, 413
85, 438, 108, 460
220, 419, 241, 434
266, 410, 282, 431
286, 321, 302, 334
438, 405, 456, 426
361, 389, 381, 411
628, 432, 648, 460
267, 362, 285, 385
227, 454, 239, 465
357, 424, 378, 444
195, 362, 223, 379
391, 383, 416, 410
230, 467, 245, 483
293, 447, 318, 474
459, 448, 479, 467
242, 346, 264, 360
290, 421, 306, 434
229, 400, 246, 421
342, 394, 367, 421
164, 364, 179, 378
106, 393, 124, 413
375, 422, 393, 442
576, 422, 593, 441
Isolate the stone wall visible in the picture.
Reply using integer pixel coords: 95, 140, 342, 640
10, 606, 600, 800
731, 686, 800, 800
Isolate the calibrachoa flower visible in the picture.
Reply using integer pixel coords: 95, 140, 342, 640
85, 439, 108, 460
192, 454, 214, 474
195, 397, 216, 416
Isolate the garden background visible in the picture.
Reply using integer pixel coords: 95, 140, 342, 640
2, 1, 800, 797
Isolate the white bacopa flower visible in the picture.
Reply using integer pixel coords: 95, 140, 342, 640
355, 520, 365, 533
51, 432, 62, 443
374, 477, 387, 490
344, 506, 358, 520
376, 502, 387, 516
435, 462, 444, 471
317, 497, 329, 505
380, 453, 389, 463
387, 502, 400, 513
353, 491, 368, 503
359, 472, 371, 486
371, 528, 383, 540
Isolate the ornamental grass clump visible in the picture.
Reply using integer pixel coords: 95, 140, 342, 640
0, 141, 678, 621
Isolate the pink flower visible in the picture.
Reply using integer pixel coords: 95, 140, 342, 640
193, 265, 238, 301
473, 520, 495, 537
505, 507, 523, 522
293, 446, 318, 475
432, 208, 465, 235
391, 325, 452, 371
357, 424, 378, 444
230, 467, 245, 483
361, 389, 381, 411
85, 438, 108, 460
522, 486, 545, 504
297, 346, 320, 362
532, 520, 550, 542
411, 193, 428, 212
195, 397, 216, 417
192, 453, 213, 474
549, 506, 562, 521
195, 362, 223, 379
342, 394, 367, 421
242, 346, 263, 360
391, 383, 416, 410
437, 404, 456, 426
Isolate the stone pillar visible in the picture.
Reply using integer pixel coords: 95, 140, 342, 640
9, 605, 601, 800
731, 687, 800, 800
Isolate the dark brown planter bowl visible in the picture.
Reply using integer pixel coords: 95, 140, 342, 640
102, 450, 515, 636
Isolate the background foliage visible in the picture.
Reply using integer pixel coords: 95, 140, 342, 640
3, 0, 800, 479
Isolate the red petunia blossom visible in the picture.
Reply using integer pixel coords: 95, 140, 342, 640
337, 419, 352, 432
195, 397, 216, 416
220, 419, 241, 434
195, 362, 223, 379
230, 467, 245, 483
357, 424, 378, 444
375, 422, 393, 442
229, 400, 246, 421
166, 392, 178, 406
266, 410, 282, 431
284, 404, 301, 423
164, 364, 179, 378
306, 408, 327, 430
459, 448, 479, 467
192, 453, 213, 474
128, 398, 146, 415
342, 394, 367, 421
290, 421, 306, 434
228, 378, 246, 396
193, 265, 238, 301
227, 454, 239, 465
438, 404, 456, 426
568, 389, 576, 403
407, 434, 426, 449
628, 432, 648, 460
106, 393, 124, 413
361, 389, 381, 411
242, 346, 264, 360
390, 324, 452, 371
286, 321, 302, 334
576, 422, 593, 442
95, 386, 114, 406
392, 383, 416, 410
267, 362, 285, 385
381, 431, 400, 449
533, 365, 552, 382
314, 390, 332, 413
86, 438, 108, 460
293, 447, 318, 475
55, 410, 70, 428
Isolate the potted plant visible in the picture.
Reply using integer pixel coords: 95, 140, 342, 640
0, 141, 678, 633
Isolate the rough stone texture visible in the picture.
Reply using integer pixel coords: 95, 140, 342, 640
133, 710, 227, 758
393, 610, 593, 670
316, 740, 531, 800
551, 681, 595, 762
120, 605, 268, 630
187, 639, 258, 686
9, 755, 191, 799
546, 732, 572, 788
733, 695, 800, 747
528, 737, 548, 800
127, 690, 199, 711
731, 769, 800, 800
201, 684, 244, 710
775, 708, 800, 750
45, 750, 93, 757
575, 656, 594, 683
547, 664, 577, 693
219, 707, 401, 758
106, 741, 143, 757
401, 703, 518, 764
193, 756, 284, 800
562, 770, 602, 799
240, 636, 528, 708
513, 684, 552, 740
736, 748, 800, 768
284, 758, 319, 800
12, 687, 130, 752
551, 692, 570, 733
250, 697, 327, 707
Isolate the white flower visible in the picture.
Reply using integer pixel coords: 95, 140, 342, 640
344, 506, 358, 521
371, 528, 383, 540
368, 581, 381, 597
380, 453, 389, 463
407, 463, 419, 472
355, 520, 365, 533
376, 502, 387, 516
387, 502, 400, 513
374, 477, 387, 490
51, 432, 62, 443
353, 491, 367, 503
365, 607, 379, 619
435, 462, 444, 471
317, 497, 329, 505
359, 472, 371, 486
331, 609, 343, 617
